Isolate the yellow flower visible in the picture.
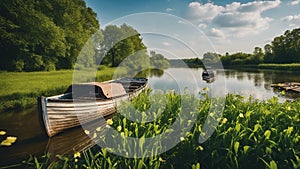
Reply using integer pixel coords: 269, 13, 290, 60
159, 157, 166, 162
96, 127, 101, 132
107, 119, 113, 125
93, 132, 97, 139
0, 131, 6, 135
75, 159, 78, 163
221, 118, 228, 124
180, 137, 185, 141
74, 152, 81, 158
84, 130, 90, 135
197, 146, 204, 151
120, 132, 125, 138
286, 106, 291, 111
203, 87, 209, 91
117, 126, 122, 132
239, 113, 244, 118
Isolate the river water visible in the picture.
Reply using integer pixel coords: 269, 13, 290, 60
1, 68, 299, 166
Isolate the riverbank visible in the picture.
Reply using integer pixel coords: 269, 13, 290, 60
20, 91, 299, 169
0, 67, 125, 112
223, 63, 300, 72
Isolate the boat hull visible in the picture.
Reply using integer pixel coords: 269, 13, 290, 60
38, 78, 148, 137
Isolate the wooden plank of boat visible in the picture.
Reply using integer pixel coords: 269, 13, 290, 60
38, 77, 148, 137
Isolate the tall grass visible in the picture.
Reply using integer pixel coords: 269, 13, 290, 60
258, 63, 300, 72
0, 67, 126, 112
23, 91, 300, 169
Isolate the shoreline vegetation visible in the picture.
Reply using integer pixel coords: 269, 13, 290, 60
1, 63, 300, 113
20, 91, 299, 169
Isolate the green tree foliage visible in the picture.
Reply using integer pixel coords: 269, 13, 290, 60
101, 24, 146, 67
252, 47, 264, 64
0, 0, 99, 71
269, 28, 300, 63
150, 51, 170, 69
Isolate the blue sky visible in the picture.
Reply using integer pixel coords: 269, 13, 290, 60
85, 0, 300, 58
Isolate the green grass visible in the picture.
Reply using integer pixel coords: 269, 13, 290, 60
258, 63, 300, 71
0, 67, 127, 112
23, 91, 300, 169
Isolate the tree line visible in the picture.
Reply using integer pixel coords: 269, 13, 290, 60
0, 0, 169, 72
0, 0, 99, 71
176, 27, 300, 67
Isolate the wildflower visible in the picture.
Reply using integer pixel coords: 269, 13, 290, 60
107, 119, 113, 125
221, 118, 228, 124
74, 152, 81, 158
117, 126, 122, 132
239, 113, 244, 118
203, 87, 209, 91
159, 157, 166, 162
84, 130, 90, 135
197, 146, 204, 151
121, 132, 125, 138
75, 159, 78, 163
286, 106, 291, 111
0, 131, 6, 135
96, 127, 101, 132
93, 132, 97, 139
180, 137, 185, 141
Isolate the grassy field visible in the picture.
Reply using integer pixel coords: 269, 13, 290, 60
0, 67, 126, 112
21, 91, 299, 169
258, 63, 300, 71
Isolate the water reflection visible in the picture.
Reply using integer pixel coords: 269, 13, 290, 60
0, 107, 110, 166
134, 68, 165, 78
222, 69, 300, 100
148, 68, 300, 101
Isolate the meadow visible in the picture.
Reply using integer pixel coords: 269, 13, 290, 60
22, 90, 299, 169
0, 66, 126, 112
258, 63, 300, 72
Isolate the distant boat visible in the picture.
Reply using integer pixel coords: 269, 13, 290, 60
202, 69, 215, 80
38, 77, 148, 137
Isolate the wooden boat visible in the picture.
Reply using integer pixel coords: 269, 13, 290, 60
202, 69, 215, 80
38, 77, 148, 137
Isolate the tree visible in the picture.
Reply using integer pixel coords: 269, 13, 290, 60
0, 0, 99, 71
101, 24, 147, 67
252, 47, 264, 64
263, 44, 274, 63
149, 51, 169, 69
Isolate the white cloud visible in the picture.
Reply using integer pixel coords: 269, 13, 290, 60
185, 0, 281, 37
281, 14, 300, 26
162, 42, 171, 46
207, 28, 225, 39
288, 0, 300, 6
198, 23, 207, 29
166, 8, 174, 12
186, 2, 224, 21
213, 0, 280, 29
